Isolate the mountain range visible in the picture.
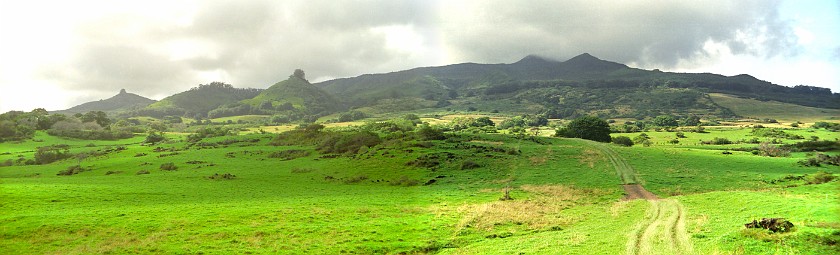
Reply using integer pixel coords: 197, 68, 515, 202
58, 53, 839, 119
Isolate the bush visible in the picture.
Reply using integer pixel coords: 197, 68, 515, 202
783, 140, 840, 152
633, 133, 650, 144
144, 132, 166, 144
757, 142, 790, 157
318, 131, 382, 155
57, 165, 83, 176
160, 162, 178, 171
208, 173, 236, 180
702, 137, 733, 145
675, 132, 686, 138
416, 124, 446, 141
612, 136, 634, 146
812, 122, 840, 131
805, 171, 836, 184
344, 175, 369, 184
35, 145, 71, 165
291, 167, 315, 173
268, 150, 311, 160
389, 176, 420, 186
460, 160, 481, 170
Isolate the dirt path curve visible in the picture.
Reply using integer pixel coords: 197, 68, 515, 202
581, 140, 694, 255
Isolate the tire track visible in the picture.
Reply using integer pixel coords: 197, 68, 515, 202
580, 140, 693, 255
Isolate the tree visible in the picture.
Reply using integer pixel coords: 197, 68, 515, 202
682, 115, 700, 126
612, 136, 634, 146
81, 111, 111, 127
555, 116, 611, 142
653, 115, 678, 127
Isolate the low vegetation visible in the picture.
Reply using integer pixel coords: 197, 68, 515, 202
1, 99, 838, 254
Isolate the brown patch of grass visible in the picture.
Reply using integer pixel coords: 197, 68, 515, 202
24, 226, 165, 255
470, 140, 504, 145
577, 149, 604, 168
529, 156, 547, 166
456, 185, 606, 232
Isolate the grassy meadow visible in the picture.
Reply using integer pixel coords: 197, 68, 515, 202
1, 116, 838, 254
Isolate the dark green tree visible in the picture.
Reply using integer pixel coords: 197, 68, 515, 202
555, 116, 611, 142
682, 115, 700, 126
612, 136, 634, 146
652, 115, 678, 127
81, 111, 111, 127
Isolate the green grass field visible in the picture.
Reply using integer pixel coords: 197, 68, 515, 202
1, 122, 838, 254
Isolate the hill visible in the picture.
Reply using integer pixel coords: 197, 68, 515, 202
134, 82, 263, 118
707, 93, 840, 122
55, 89, 155, 115
241, 72, 342, 117
316, 53, 839, 118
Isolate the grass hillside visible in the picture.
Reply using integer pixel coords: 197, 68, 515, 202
709, 93, 840, 122
1, 118, 838, 254
138, 82, 262, 118
243, 76, 341, 115
56, 89, 155, 115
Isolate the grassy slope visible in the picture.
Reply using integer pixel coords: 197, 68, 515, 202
0, 133, 625, 254
1, 126, 838, 254
709, 93, 840, 123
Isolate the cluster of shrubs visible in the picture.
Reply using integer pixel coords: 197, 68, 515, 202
389, 176, 420, 186
812, 122, 840, 131
765, 171, 836, 185
268, 150, 311, 160
186, 127, 235, 142
57, 165, 84, 176
337, 111, 368, 122
753, 143, 790, 157
750, 128, 804, 140
798, 153, 840, 167
612, 136, 633, 146
207, 173, 236, 180
159, 162, 178, 171
702, 137, 733, 145
47, 127, 133, 140
34, 145, 72, 165
270, 122, 446, 156
783, 140, 840, 152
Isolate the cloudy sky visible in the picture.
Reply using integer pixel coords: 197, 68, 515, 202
1, 0, 838, 113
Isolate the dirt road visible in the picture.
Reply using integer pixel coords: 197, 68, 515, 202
582, 140, 694, 255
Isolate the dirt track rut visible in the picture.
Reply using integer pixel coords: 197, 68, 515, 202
582, 140, 693, 255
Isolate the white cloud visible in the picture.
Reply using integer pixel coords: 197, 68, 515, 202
1, 0, 838, 113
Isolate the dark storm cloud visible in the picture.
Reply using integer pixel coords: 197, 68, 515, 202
40, 0, 801, 102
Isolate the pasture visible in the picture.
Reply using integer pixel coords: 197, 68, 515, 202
1, 121, 838, 254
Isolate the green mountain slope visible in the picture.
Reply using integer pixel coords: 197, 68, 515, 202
136, 82, 262, 118
315, 53, 839, 118
243, 74, 341, 116
56, 89, 155, 115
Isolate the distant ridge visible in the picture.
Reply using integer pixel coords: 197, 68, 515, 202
56, 89, 155, 114
316, 53, 839, 111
